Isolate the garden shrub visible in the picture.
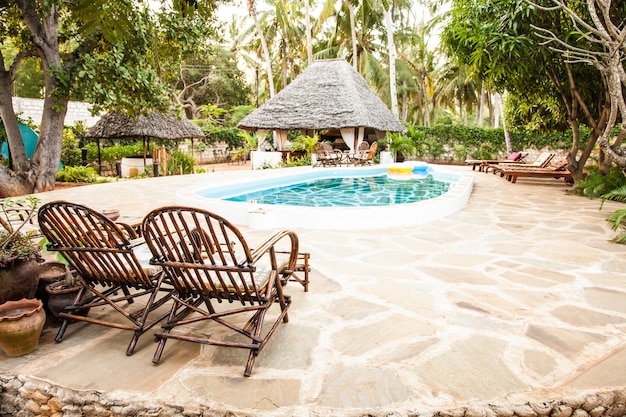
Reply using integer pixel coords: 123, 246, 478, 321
56, 166, 108, 183
166, 150, 195, 175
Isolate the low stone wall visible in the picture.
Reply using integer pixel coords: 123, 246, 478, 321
1, 372, 625, 417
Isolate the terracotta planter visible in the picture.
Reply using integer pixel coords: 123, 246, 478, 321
45, 280, 90, 319
0, 260, 41, 305
35, 262, 67, 306
0, 298, 46, 356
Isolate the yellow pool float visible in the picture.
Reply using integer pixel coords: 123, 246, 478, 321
387, 166, 413, 175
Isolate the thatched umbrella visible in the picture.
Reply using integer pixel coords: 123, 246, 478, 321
86, 111, 204, 170
238, 59, 405, 151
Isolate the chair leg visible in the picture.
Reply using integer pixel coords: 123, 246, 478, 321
55, 319, 70, 342
152, 334, 169, 364
244, 349, 259, 377
127, 333, 141, 356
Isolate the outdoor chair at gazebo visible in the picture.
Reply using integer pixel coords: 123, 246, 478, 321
313, 142, 343, 167
142, 206, 299, 376
37, 201, 174, 355
353, 141, 378, 166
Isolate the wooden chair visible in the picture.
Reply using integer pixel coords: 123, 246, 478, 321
142, 206, 299, 377
37, 201, 174, 355
354, 141, 378, 165
313, 142, 343, 167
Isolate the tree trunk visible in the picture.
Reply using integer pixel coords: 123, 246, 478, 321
420, 72, 430, 127
0, 1, 67, 196
349, 2, 358, 71
248, 0, 275, 97
304, 0, 313, 65
477, 80, 484, 126
383, 6, 398, 118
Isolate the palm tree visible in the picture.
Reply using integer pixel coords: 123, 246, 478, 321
381, 0, 398, 118
434, 59, 479, 124
248, 0, 275, 97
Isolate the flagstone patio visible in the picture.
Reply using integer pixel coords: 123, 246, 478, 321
1, 164, 626, 417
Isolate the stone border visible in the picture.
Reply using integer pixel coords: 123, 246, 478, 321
2, 373, 625, 417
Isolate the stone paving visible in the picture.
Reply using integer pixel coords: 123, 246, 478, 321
2, 164, 626, 416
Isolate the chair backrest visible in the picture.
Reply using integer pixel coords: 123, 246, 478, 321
38, 201, 154, 288
142, 206, 273, 304
358, 142, 370, 151
366, 141, 378, 160
532, 152, 555, 167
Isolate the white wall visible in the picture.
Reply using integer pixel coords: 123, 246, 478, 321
12, 97, 101, 127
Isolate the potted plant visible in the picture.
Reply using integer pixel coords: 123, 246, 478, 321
0, 196, 43, 305
44, 264, 89, 320
387, 133, 415, 163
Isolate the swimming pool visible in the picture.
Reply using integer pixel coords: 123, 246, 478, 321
176, 162, 474, 230
224, 168, 451, 207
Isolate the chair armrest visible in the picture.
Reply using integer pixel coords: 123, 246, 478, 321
249, 230, 299, 272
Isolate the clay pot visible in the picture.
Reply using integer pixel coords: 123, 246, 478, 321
0, 260, 41, 305
0, 298, 46, 356
45, 280, 90, 319
35, 262, 68, 307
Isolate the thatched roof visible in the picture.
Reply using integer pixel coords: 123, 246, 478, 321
237, 59, 405, 133
86, 111, 204, 140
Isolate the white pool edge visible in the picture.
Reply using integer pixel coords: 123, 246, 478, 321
176, 164, 474, 230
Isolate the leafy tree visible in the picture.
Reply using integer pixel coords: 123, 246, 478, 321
173, 46, 251, 119
0, 0, 219, 197
529, 0, 626, 174
441, 0, 610, 181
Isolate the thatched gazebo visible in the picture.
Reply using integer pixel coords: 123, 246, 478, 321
237, 59, 405, 152
86, 111, 204, 172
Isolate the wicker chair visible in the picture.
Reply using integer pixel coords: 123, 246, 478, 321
142, 206, 299, 376
37, 201, 174, 355
354, 141, 378, 165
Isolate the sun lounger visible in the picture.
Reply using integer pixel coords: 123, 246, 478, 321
497, 159, 573, 184
465, 151, 525, 172
485, 152, 556, 174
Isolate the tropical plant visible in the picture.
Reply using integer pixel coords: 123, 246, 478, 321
166, 151, 195, 176
291, 134, 319, 154
0, 197, 42, 267
387, 132, 415, 161
601, 185, 626, 244
233, 130, 258, 161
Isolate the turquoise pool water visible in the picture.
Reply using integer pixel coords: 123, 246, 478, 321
225, 173, 451, 207
180, 163, 473, 229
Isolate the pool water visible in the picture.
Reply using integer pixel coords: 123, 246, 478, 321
225, 174, 451, 207
179, 163, 474, 230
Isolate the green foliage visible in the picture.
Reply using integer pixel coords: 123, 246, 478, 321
232, 131, 258, 161
166, 150, 194, 175
56, 166, 108, 183
570, 165, 626, 199
83, 142, 145, 165
282, 155, 312, 167
228, 106, 255, 127
601, 184, 626, 244
200, 126, 244, 150
291, 134, 319, 154
387, 132, 416, 160
61, 128, 82, 167
0, 196, 42, 266
406, 123, 578, 163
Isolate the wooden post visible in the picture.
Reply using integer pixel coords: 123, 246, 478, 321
160, 146, 167, 176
